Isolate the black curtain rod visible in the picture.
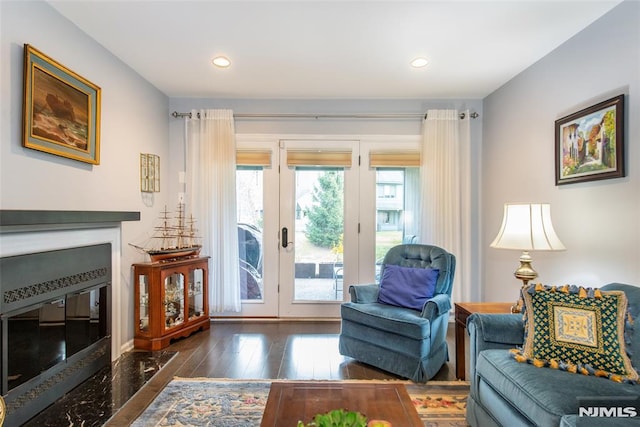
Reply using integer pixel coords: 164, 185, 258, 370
171, 111, 479, 120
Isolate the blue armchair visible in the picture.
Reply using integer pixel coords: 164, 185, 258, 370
338, 244, 456, 383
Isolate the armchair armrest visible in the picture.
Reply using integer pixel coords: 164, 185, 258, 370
348, 284, 379, 303
421, 294, 451, 320
467, 313, 524, 378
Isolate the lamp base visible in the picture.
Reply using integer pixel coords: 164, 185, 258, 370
511, 251, 538, 313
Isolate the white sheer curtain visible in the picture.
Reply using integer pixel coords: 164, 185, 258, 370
419, 109, 471, 304
185, 109, 241, 313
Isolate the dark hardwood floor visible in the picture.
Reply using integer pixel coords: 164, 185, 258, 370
105, 320, 458, 426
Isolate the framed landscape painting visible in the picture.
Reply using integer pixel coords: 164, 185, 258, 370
555, 94, 624, 185
23, 44, 101, 164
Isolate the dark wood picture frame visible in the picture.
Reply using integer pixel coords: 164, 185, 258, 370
555, 94, 624, 185
23, 44, 101, 165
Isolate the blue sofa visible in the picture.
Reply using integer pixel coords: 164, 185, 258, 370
339, 244, 456, 383
466, 283, 640, 427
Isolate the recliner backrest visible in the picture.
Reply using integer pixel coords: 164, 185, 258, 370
380, 244, 456, 297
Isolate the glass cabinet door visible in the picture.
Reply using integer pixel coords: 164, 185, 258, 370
164, 273, 185, 329
139, 274, 150, 332
188, 268, 205, 320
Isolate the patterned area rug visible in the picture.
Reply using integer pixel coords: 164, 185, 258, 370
131, 378, 469, 427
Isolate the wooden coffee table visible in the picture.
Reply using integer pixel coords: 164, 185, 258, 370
260, 381, 422, 426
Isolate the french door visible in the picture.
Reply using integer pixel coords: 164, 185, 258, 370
277, 140, 359, 317
233, 136, 420, 318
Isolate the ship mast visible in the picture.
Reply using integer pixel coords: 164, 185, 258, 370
175, 203, 186, 249
187, 213, 198, 248
156, 206, 172, 250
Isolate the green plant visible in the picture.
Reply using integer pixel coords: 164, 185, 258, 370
304, 171, 344, 249
297, 409, 367, 427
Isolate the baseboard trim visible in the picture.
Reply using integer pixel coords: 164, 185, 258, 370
209, 316, 341, 323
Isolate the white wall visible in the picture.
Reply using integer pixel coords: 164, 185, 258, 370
482, 1, 640, 302
0, 1, 171, 350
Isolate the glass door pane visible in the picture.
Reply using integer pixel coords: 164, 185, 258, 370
7, 308, 40, 391
237, 167, 264, 301
375, 167, 420, 280
138, 274, 149, 332
188, 268, 205, 320
66, 287, 106, 358
294, 169, 344, 302
40, 300, 66, 371
164, 273, 184, 330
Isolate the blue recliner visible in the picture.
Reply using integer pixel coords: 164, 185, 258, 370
338, 244, 456, 383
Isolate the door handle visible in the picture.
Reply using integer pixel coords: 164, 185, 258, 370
282, 227, 289, 248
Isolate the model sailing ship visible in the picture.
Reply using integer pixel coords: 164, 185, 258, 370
131, 204, 201, 263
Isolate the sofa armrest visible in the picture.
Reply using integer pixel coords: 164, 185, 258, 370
421, 294, 451, 320
467, 313, 524, 378
348, 284, 379, 303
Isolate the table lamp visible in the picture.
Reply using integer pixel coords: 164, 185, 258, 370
490, 203, 565, 313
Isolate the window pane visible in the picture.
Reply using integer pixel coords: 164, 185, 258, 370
375, 168, 419, 280
294, 169, 344, 301
237, 167, 264, 301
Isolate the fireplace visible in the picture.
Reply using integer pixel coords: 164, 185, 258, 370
0, 210, 139, 425
1, 244, 111, 425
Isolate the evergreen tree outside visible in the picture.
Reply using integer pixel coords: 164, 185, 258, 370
304, 171, 344, 249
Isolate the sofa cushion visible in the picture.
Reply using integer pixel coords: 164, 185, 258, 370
340, 302, 430, 340
512, 283, 638, 383
476, 349, 640, 426
377, 264, 438, 310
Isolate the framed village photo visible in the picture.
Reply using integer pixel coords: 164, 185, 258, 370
555, 94, 624, 185
23, 44, 101, 165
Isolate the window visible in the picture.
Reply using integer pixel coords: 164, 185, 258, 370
374, 167, 420, 279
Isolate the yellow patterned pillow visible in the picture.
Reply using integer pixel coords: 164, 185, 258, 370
511, 283, 639, 383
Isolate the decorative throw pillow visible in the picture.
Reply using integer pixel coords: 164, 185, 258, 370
511, 283, 639, 384
377, 264, 439, 311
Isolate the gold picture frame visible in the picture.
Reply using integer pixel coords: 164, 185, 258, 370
22, 44, 101, 164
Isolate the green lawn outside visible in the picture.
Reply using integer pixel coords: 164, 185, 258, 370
376, 231, 403, 260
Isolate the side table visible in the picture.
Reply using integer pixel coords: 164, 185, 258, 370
454, 302, 513, 380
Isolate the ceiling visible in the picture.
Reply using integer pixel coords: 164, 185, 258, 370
48, 0, 622, 100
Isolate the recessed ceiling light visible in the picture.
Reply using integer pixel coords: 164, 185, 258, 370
212, 56, 231, 68
410, 57, 428, 68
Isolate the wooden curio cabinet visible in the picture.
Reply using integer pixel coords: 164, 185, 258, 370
133, 256, 210, 350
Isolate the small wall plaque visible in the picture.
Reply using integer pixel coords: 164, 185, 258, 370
140, 153, 160, 192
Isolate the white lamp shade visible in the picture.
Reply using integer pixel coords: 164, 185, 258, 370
490, 203, 565, 251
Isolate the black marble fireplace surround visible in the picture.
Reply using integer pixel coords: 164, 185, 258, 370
0, 210, 140, 425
